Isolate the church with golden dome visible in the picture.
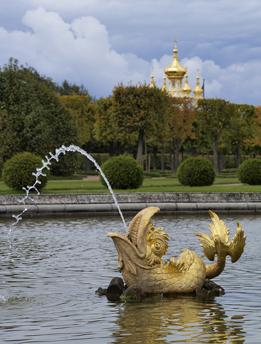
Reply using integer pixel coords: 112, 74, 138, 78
150, 42, 204, 100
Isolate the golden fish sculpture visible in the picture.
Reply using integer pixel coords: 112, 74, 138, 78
108, 207, 246, 295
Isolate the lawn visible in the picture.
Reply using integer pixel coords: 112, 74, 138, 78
0, 175, 261, 194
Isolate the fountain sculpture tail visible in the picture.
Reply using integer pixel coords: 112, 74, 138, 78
196, 211, 246, 279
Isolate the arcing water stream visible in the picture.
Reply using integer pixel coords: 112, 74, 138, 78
12, 144, 127, 230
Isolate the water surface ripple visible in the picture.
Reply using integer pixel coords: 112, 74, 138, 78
0, 214, 260, 343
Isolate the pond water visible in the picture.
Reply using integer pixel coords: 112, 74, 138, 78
0, 212, 260, 343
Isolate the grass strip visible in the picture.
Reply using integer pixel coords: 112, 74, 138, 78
0, 176, 260, 194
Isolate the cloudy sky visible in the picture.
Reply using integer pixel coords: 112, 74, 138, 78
0, 0, 260, 104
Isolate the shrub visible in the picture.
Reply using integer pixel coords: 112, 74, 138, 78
177, 157, 215, 186
101, 155, 143, 189
238, 159, 261, 185
2, 152, 48, 191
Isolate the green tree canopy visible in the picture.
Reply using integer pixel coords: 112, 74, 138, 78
247, 106, 261, 154
165, 97, 196, 171
224, 103, 256, 166
0, 59, 77, 161
112, 84, 168, 163
58, 80, 91, 97
196, 98, 231, 172
60, 95, 95, 147
95, 97, 121, 144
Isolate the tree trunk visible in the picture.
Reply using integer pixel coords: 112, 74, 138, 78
170, 153, 174, 171
212, 140, 219, 173
151, 147, 158, 170
147, 153, 151, 172
218, 153, 224, 172
136, 129, 145, 165
144, 144, 148, 172
181, 146, 184, 161
172, 141, 181, 172
235, 143, 241, 168
160, 151, 165, 172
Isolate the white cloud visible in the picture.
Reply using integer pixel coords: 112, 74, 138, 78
0, 8, 152, 96
180, 57, 261, 104
8, 0, 259, 64
1, 0, 261, 63
0, 7, 260, 104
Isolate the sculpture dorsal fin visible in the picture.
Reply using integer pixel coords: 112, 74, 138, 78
128, 207, 160, 255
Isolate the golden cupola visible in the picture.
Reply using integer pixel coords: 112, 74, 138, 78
164, 42, 187, 97
164, 43, 187, 78
149, 75, 156, 88
161, 77, 167, 92
182, 74, 191, 97
149, 41, 204, 101
193, 73, 203, 99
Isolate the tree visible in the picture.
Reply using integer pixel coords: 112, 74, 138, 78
224, 103, 256, 167
0, 108, 11, 172
196, 98, 231, 172
60, 95, 95, 147
112, 84, 168, 164
0, 59, 77, 162
58, 80, 90, 97
245, 106, 261, 155
165, 97, 196, 171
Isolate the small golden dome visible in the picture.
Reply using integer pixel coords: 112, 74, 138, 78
149, 75, 156, 88
161, 77, 168, 92
182, 74, 191, 95
193, 75, 203, 97
193, 80, 203, 97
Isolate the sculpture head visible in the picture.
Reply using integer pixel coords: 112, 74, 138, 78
146, 224, 169, 265
108, 207, 168, 269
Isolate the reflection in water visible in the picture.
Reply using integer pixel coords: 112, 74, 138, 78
112, 297, 245, 344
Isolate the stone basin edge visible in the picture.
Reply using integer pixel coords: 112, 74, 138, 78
0, 192, 261, 216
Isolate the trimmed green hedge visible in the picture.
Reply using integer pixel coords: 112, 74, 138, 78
2, 152, 48, 191
177, 157, 215, 186
101, 155, 143, 189
238, 159, 261, 185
